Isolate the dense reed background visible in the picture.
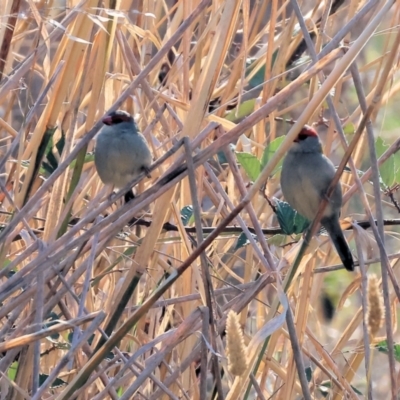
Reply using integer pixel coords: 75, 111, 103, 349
0, 0, 400, 398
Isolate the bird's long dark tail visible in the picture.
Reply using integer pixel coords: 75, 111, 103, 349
321, 217, 354, 271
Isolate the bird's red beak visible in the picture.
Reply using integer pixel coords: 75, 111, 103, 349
102, 116, 113, 125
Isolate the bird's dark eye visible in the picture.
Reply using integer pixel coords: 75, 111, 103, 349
112, 117, 125, 124
112, 114, 132, 124
297, 133, 309, 141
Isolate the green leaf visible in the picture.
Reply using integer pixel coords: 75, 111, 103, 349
45, 149, 59, 172
2, 259, 16, 278
87, 334, 95, 345
376, 340, 400, 362
343, 123, 355, 135
68, 153, 94, 169
6, 269, 15, 278
266, 234, 287, 246
33, 127, 56, 183
91, 245, 138, 287
55, 132, 65, 155
217, 150, 228, 165
217, 144, 235, 165
42, 161, 56, 176
180, 206, 194, 226
376, 340, 389, 353
275, 199, 309, 235
305, 366, 312, 382
318, 381, 331, 397
245, 49, 278, 89
375, 137, 395, 188
246, 63, 265, 89
44, 134, 54, 157
234, 232, 258, 250
2, 258, 11, 269
42, 132, 66, 176
351, 385, 363, 395
225, 99, 256, 122
45, 312, 61, 339
261, 136, 285, 173
236, 152, 261, 181
67, 332, 95, 346
8, 361, 18, 381
395, 344, 400, 362
393, 152, 400, 184
293, 210, 310, 234
39, 374, 67, 388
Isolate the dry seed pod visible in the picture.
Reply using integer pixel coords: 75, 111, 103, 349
226, 310, 248, 376
367, 274, 384, 337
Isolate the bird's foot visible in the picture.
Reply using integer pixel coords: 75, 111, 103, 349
142, 166, 152, 178
124, 189, 135, 203
109, 191, 118, 202
322, 192, 333, 204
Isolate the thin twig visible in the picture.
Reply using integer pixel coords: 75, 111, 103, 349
353, 226, 372, 399
200, 306, 210, 400
351, 39, 400, 394
183, 137, 224, 399
5, 216, 400, 244
285, 306, 312, 400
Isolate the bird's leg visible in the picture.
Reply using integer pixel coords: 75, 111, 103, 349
142, 166, 152, 178
124, 189, 135, 203
107, 185, 117, 202
321, 190, 334, 204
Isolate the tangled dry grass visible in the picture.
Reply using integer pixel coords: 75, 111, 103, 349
1, 0, 400, 399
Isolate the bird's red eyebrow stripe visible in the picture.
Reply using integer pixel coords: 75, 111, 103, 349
300, 126, 318, 137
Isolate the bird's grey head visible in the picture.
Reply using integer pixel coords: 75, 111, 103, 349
291, 125, 322, 153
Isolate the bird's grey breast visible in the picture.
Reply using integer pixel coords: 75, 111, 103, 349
281, 151, 339, 221
95, 125, 150, 187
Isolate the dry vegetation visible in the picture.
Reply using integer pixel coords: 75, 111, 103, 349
1, 0, 400, 398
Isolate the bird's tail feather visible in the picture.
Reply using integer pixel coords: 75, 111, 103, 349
322, 217, 354, 271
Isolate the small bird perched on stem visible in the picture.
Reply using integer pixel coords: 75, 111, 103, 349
94, 110, 152, 203
280, 125, 354, 271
